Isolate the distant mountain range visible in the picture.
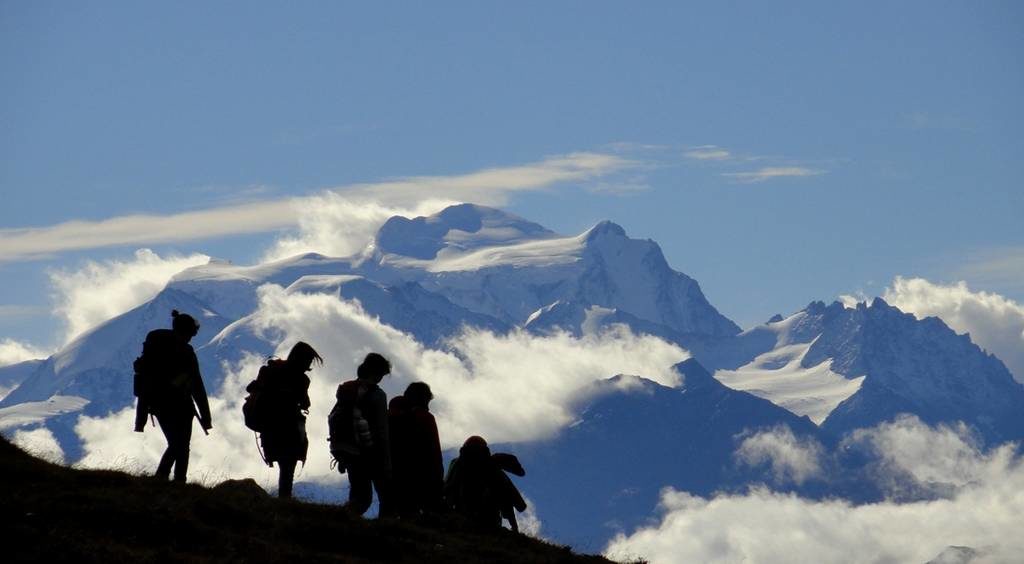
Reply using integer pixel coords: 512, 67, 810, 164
1, 203, 1021, 547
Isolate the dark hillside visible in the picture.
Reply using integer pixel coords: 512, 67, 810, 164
0, 436, 619, 563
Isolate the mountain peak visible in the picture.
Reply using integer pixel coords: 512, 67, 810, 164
374, 203, 554, 259
584, 220, 627, 242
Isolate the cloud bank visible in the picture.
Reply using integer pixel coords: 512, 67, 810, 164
75, 283, 688, 494
606, 416, 1022, 564
683, 145, 732, 161
880, 277, 1024, 383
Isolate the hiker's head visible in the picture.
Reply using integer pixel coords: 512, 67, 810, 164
404, 382, 433, 410
287, 341, 323, 372
357, 352, 391, 383
171, 310, 200, 341
460, 435, 490, 462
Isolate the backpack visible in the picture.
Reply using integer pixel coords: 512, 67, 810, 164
327, 380, 374, 471
133, 329, 183, 409
242, 359, 283, 433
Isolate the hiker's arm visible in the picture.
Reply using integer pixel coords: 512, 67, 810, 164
426, 414, 444, 496
134, 396, 149, 432
299, 377, 311, 412
189, 351, 212, 430
369, 389, 390, 469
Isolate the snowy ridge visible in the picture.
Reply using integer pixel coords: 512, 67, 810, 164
715, 340, 865, 425
0, 395, 89, 430
702, 299, 1024, 443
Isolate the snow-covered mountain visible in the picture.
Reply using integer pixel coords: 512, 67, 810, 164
699, 299, 1024, 445
0, 359, 42, 401
2, 202, 1022, 548
511, 359, 821, 546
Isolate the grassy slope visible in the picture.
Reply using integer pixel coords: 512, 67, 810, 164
0, 436, 620, 563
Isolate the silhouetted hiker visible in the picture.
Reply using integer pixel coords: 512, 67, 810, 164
327, 352, 393, 517
245, 342, 322, 498
443, 436, 528, 532
133, 310, 212, 482
388, 382, 443, 517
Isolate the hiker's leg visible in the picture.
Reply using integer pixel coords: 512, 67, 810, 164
155, 413, 175, 479
278, 458, 297, 498
171, 415, 194, 482
373, 460, 395, 518
346, 458, 372, 515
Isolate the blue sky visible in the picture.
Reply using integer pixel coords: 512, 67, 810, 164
2, 1, 1022, 347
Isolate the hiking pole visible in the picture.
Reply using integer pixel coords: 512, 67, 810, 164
194, 405, 210, 435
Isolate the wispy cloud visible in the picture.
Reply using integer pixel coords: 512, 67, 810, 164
0, 201, 297, 263
0, 338, 50, 366
956, 246, 1024, 295
48, 249, 211, 344
0, 152, 635, 263
585, 176, 652, 196
684, 145, 732, 161
722, 166, 825, 183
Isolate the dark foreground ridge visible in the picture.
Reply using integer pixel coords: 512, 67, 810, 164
0, 436, 619, 564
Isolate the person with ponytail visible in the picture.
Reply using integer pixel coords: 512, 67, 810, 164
133, 309, 212, 482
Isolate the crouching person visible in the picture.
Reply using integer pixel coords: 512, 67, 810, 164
443, 436, 528, 532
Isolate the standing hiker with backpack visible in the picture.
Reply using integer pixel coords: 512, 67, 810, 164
244, 342, 323, 499
133, 310, 212, 483
327, 352, 393, 517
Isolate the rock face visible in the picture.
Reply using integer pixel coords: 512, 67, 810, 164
512, 359, 822, 544
695, 298, 1024, 445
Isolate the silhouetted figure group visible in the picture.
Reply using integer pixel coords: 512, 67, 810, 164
134, 310, 527, 531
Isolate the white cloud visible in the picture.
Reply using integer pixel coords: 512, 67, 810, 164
721, 167, 825, 183
49, 249, 211, 344
734, 426, 824, 485
75, 283, 688, 493
0, 338, 50, 367
880, 277, 1024, 383
845, 415, 1013, 496
683, 145, 732, 161
606, 416, 1022, 564
0, 200, 297, 262
11, 426, 65, 465
262, 197, 452, 262
0, 152, 635, 262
